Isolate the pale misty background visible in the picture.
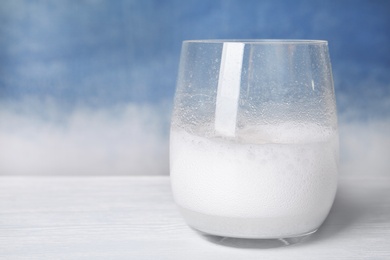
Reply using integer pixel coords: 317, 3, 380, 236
0, 0, 389, 176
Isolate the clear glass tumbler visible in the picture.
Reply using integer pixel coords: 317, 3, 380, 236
170, 40, 338, 242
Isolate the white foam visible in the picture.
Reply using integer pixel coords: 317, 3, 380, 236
170, 123, 338, 237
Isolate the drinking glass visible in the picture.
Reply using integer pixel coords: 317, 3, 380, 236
170, 40, 338, 244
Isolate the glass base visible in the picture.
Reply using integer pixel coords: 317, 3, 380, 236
197, 229, 316, 248
179, 206, 322, 245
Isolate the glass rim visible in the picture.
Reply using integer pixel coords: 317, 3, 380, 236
183, 39, 328, 45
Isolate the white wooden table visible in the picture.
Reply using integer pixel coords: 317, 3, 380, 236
1, 176, 389, 259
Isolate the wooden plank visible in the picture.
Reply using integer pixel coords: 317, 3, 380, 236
0, 176, 389, 259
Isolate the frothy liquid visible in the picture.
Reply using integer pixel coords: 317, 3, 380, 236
170, 123, 338, 238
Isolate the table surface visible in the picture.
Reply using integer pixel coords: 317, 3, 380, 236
1, 176, 389, 259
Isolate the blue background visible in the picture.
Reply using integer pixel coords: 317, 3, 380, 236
0, 0, 389, 175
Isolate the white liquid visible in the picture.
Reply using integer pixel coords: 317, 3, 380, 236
170, 123, 338, 238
